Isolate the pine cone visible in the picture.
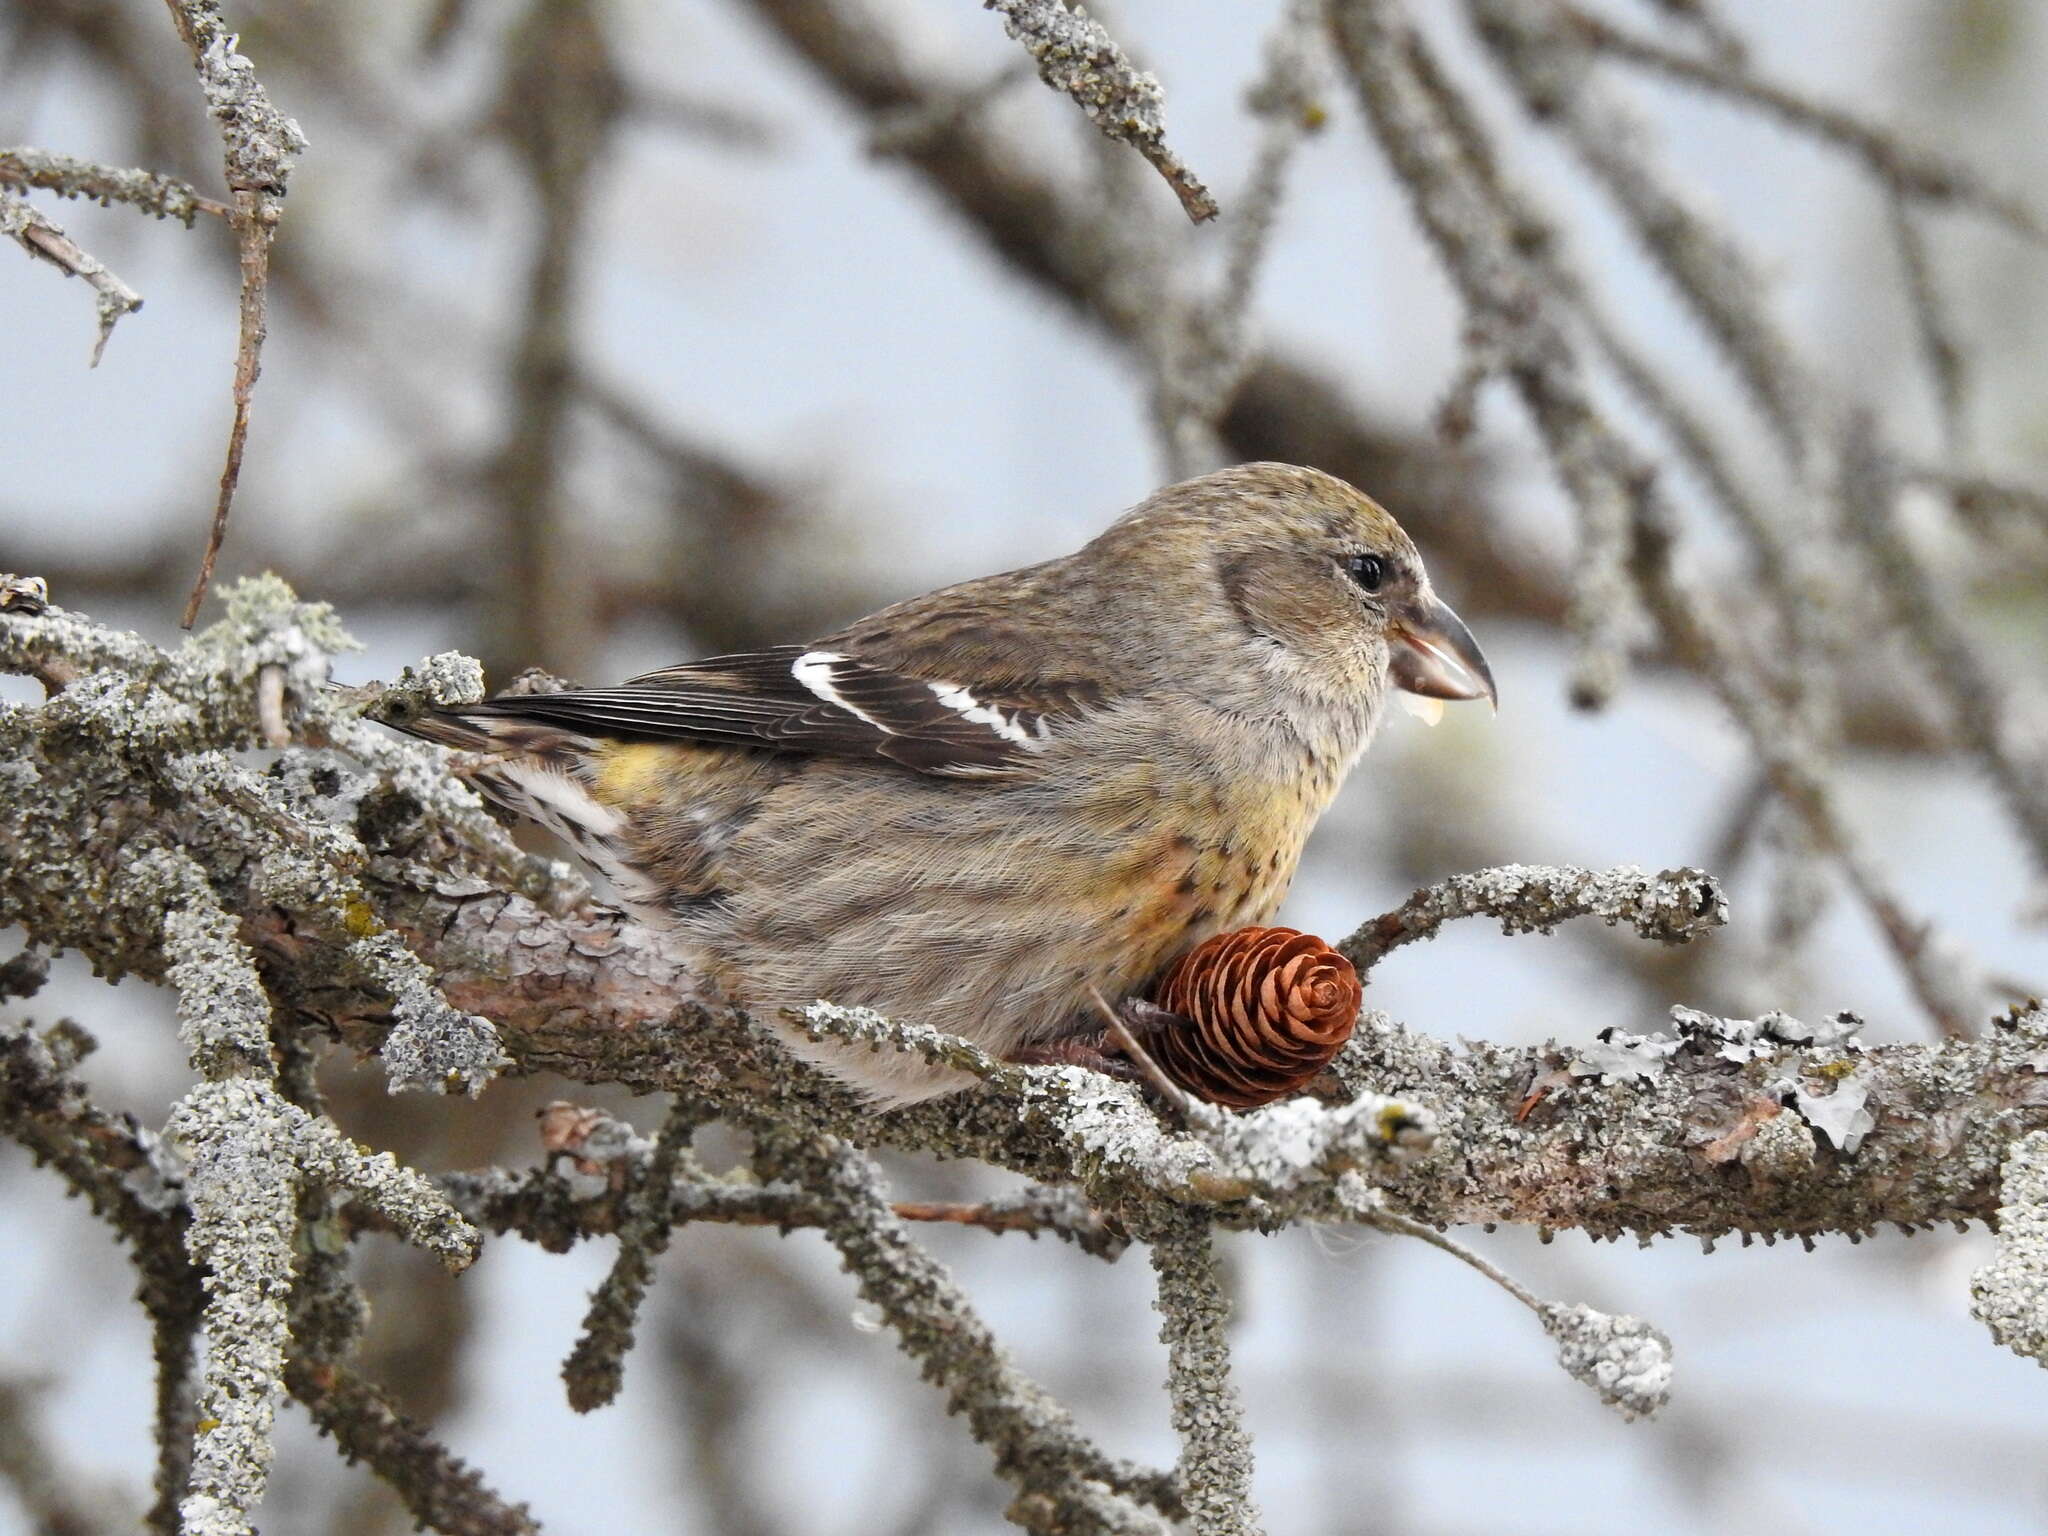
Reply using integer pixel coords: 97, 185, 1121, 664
1148, 926, 1361, 1109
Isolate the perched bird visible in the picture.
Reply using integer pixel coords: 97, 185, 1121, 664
395, 463, 1494, 1104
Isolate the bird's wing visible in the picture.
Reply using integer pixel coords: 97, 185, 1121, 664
449, 641, 1107, 777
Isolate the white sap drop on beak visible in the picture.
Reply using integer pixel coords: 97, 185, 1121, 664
1397, 693, 1445, 727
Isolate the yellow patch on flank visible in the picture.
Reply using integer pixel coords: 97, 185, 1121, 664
594, 742, 679, 806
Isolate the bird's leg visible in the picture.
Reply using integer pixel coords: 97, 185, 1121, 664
1006, 1034, 1144, 1079
1008, 993, 1198, 1116
1006, 996, 1184, 1075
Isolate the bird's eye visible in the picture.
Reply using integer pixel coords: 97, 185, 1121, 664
1346, 553, 1388, 594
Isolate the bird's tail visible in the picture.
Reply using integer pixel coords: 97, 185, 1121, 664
376, 691, 630, 863
382, 699, 589, 759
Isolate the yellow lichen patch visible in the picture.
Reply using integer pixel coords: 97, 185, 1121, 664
340, 896, 381, 938
1377, 1101, 1418, 1145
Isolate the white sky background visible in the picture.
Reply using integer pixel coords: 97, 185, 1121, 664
6, 0, 2048, 1531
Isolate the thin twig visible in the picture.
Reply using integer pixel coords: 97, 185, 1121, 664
0, 187, 143, 365
1341, 864, 1726, 974
1091, 986, 1193, 1118
762, 1132, 1181, 1532
161, 0, 306, 628
1885, 188, 1968, 456
181, 186, 278, 628
1554, 0, 2048, 243
286, 1359, 540, 1535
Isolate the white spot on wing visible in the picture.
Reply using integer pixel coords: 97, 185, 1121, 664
928, 680, 1035, 748
793, 650, 892, 734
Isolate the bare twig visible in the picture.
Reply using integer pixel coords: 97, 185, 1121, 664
179, 189, 277, 630
1092, 986, 1194, 1119
1351, 1191, 1672, 1419
161, 0, 307, 627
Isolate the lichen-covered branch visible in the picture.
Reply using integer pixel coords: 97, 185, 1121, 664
168, 1077, 478, 1535
763, 1131, 1182, 1534
168, 1082, 299, 1536
284, 1360, 540, 1536
4, 579, 2048, 1524
0, 996, 204, 1534
1973, 1130, 2048, 1367
439, 1151, 1128, 1260
0, 146, 231, 223
1341, 863, 1727, 973
982, 0, 1216, 223
559, 1099, 704, 1412
1148, 1215, 1260, 1536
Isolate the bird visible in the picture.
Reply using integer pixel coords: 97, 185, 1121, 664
391, 462, 1495, 1105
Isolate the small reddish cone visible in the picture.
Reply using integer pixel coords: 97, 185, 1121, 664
1148, 926, 1362, 1109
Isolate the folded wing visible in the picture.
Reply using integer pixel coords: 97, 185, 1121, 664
446, 644, 1098, 776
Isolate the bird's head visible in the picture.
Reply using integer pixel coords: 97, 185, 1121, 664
1088, 462, 1495, 722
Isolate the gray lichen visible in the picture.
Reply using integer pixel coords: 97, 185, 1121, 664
168, 1079, 299, 1536
1539, 1302, 1673, 1421
362, 935, 507, 1097
1150, 1216, 1260, 1536
1972, 1130, 2048, 1365
166, 1075, 476, 1534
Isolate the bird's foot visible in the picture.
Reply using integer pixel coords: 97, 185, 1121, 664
1006, 995, 1197, 1113
1006, 1035, 1145, 1081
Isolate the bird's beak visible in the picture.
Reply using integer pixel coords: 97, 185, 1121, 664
1390, 594, 1496, 708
